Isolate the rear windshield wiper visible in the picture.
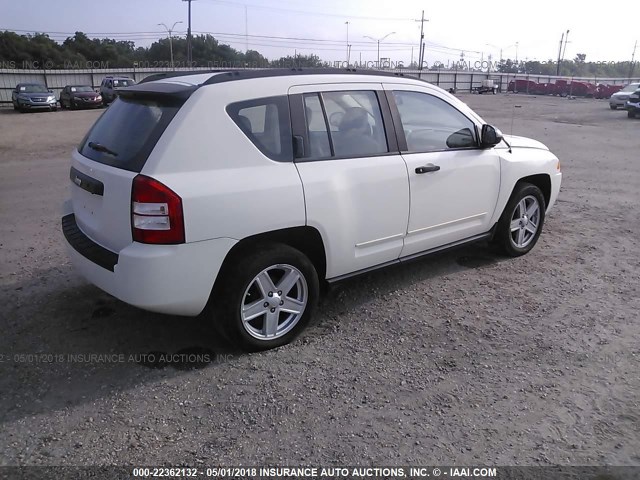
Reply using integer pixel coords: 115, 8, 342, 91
88, 141, 118, 157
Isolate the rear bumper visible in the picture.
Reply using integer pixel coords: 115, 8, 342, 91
62, 210, 236, 316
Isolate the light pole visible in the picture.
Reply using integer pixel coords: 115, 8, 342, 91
364, 32, 395, 68
345, 21, 350, 65
158, 21, 183, 70
486, 43, 517, 63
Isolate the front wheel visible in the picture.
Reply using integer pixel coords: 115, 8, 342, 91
628, 110, 636, 118
211, 244, 319, 351
493, 183, 546, 257
610, 104, 617, 110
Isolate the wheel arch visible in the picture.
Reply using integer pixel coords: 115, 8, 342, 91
217, 226, 327, 283
515, 173, 551, 210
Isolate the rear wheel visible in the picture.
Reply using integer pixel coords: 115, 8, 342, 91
212, 244, 319, 351
493, 183, 546, 257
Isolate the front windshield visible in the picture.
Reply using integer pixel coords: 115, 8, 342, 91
621, 84, 639, 92
70, 86, 94, 93
19, 85, 48, 93
113, 79, 133, 87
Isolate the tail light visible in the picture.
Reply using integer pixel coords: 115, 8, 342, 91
131, 175, 185, 244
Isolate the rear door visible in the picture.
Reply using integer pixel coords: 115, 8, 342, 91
289, 83, 410, 279
70, 92, 185, 252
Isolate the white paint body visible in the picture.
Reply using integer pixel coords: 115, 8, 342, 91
63, 73, 562, 316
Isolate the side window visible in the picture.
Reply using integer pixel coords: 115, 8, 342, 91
227, 95, 293, 162
321, 91, 388, 157
392, 91, 478, 152
303, 94, 331, 159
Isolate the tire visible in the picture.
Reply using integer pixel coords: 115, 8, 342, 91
610, 104, 617, 110
493, 183, 546, 257
211, 243, 319, 351
628, 110, 636, 119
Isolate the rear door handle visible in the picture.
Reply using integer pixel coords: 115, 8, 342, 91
415, 164, 441, 174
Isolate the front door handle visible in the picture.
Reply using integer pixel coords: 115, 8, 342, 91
415, 164, 441, 174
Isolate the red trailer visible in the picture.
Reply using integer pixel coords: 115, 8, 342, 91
508, 79, 537, 93
552, 80, 570, 96
569, 81, 597, 97
595, 84, 623, 99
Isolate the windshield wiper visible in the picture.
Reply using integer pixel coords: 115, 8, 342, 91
88, 141, 118, 157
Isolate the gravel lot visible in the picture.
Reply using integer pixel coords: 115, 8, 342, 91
0, 94, 639, 468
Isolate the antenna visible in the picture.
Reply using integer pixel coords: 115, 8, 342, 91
508, 104, 522, 153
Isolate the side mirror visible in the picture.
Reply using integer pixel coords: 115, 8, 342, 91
48, 89, 53, 93
481, 124, 503, 148
446, 128, 476, 148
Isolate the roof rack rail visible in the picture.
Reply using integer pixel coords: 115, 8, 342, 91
201, 67, 410, 86
138, 70, 232, 84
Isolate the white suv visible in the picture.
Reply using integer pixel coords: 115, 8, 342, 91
62, 69, 562, 351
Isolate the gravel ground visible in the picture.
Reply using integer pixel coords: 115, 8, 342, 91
0, 94, 639, 468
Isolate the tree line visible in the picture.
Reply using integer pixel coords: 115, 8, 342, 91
0, 31, 324, 69
0, 30, 636, 78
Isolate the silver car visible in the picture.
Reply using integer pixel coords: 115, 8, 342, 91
610, 83, 640, 109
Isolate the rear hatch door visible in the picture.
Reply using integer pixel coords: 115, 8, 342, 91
70, 82, 194, 252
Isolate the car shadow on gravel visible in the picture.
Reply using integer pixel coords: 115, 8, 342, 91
0, 245, 506, 425
315, 243, 508, 334
0, 267, 237, 424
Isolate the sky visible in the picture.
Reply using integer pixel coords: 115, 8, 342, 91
1, 0, 637, 66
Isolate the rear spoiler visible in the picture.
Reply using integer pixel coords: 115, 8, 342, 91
116, 82, 197, 102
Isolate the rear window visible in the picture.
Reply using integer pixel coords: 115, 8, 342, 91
78, 97, 181, 172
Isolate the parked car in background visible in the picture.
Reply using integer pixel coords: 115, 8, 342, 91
11, 83, 57, 112
99, 76, 135, 105
609, 83, 640, 109
62, 69, 562, 351
59, 85, 103, 110
626, 88, 640, 118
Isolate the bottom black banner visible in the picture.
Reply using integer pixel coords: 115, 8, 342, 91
0, 466, 638, 480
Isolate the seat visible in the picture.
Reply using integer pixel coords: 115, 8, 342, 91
335, 107, 381, 156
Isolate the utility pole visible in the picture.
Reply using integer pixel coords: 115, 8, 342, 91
244, 5, 248, 52
556, 31, 565, 76
182, 0, 194, 65
630, 40, 638, 80
561, 30, 570, 65
158, 21, 183, 70
415, 10, 427, 73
